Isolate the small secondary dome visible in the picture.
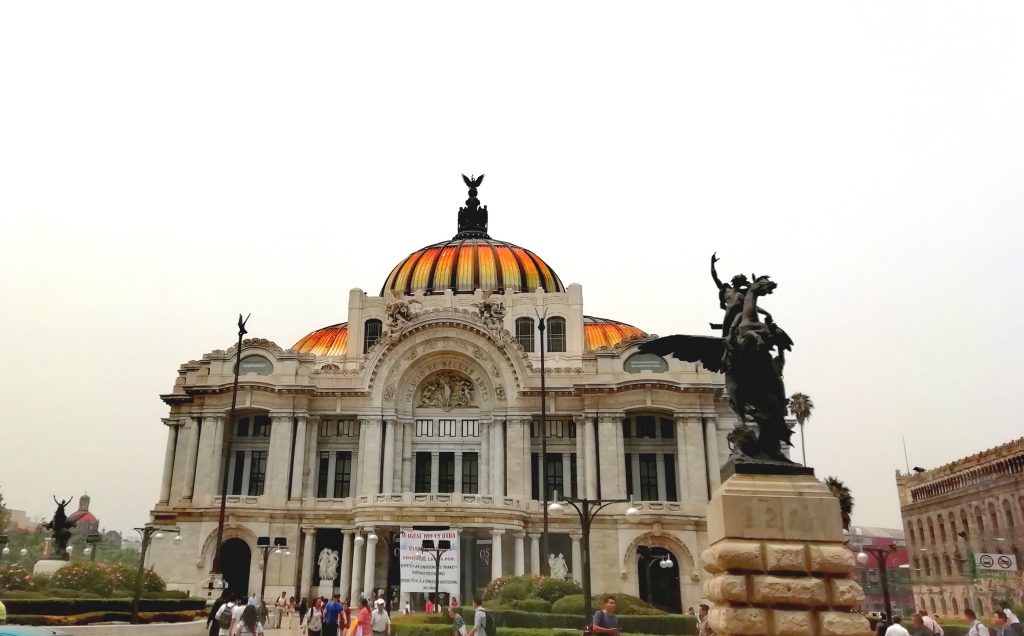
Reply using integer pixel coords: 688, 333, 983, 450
294, 322, 348, 356
381, 175, 564, 296
583, 316, 647, 352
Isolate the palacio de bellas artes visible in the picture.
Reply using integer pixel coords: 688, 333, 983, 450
149, 176, 735, 611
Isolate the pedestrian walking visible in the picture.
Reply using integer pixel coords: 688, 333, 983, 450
371, 598, 392, 636
590, 596, 619, 636
450, 606, 467, 636
304, 598, 325, 636
963, 609, 986, 636
884, 616, 910, 636
356, 599, 372, 636
324, 594, 344, 636
697, 604, 712, 636
919, 610, 944, 635
298, 597, 309, 628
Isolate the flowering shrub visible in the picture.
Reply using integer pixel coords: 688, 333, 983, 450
0, 563, 33, 591
50, 562, 116, 596
106, 564, 166, 593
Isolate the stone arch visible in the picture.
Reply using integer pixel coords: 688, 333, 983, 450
198, 524, 260, 571
369, 322, 526, 407
385, 350, 499, 419
624, 531, 696, 573
624, 532, 697, 613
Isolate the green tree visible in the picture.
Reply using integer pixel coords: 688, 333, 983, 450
787, 393, 814, 465
824, 476, 854, 531
0, 487, 10, 533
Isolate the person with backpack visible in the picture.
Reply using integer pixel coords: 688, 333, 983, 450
468, 597, 494, 636
920, 609, 944, 636
207, 594, 226, 636
963, 609, 987, 636
215, 595, 237, 636
305, 598, 326, 636
591, 596, 620, 636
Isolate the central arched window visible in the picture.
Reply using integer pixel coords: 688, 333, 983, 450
515, 317, 535, 352
547, 316, 566, 352
363, 319, 383, 353
239, 355, 273, 375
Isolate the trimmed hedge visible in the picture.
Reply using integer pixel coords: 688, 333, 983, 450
512, 598, 553, 613
2, 597, 205, 615
8, 609, 204, 626
551, 595, 665, 617
394, 625, 657, 636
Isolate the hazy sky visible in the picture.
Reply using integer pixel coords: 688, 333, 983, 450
2, 2, 1022, 534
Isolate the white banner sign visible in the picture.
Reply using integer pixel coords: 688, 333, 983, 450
975, 553, 1018, 572
400, 530, 460, 595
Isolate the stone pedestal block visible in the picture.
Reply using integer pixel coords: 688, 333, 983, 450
33, 559, 65, 578
702, 474, 871, 636
317, 580, 336, 600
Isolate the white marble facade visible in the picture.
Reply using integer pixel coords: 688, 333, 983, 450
147, 203, 738, 612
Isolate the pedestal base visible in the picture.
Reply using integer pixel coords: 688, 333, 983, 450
317, 581, 335, 600
702, 474, 871, 636
33, 559, 66, 578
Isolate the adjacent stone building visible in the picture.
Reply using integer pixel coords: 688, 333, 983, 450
147, 181, 740, 611
895, 438, 1024, 617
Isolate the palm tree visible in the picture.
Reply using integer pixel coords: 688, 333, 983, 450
824, 476, 854, 531
788, 392, 814, 465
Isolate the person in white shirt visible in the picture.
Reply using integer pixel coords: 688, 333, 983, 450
248, 593, 258, 607
231, 598, 247, 635
1000, 601, 1021, 626
919, 610, 944, 635
217, 598, 237, 636
963, 609, 987, 636
885, 616, 910, 636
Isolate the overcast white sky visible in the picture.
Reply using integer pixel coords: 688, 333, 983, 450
2, 2, 1022, 534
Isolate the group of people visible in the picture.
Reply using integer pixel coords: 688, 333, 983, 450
447, 597, 491, 636
207, 593, 271, 636
876, 603, 1021, 636
300, 594, 392, 636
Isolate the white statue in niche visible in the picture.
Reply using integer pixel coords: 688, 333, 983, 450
417, 372, 475, 411
548, 553, 568, 580
317, 548, 339, 581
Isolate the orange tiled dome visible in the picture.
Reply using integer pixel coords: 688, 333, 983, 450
382, 238, 564, 296
293, 322, 348, 356
583, 316, 647, 352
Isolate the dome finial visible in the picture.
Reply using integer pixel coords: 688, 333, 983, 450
456, 174, 490, 238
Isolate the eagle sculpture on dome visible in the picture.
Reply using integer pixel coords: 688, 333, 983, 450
462, 174, 484, 188
457, 173, 489, 237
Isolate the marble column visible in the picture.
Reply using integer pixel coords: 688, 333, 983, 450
192, 415, 222, 503
454, 453, 464, 493
401, 420, 414, 493
381, 421, 396, 493
350, 534, 365, 602
513, 532, 525, 576
265, 415, 293, 502
339, 532, 354, 602
574, 417, 586, 499
358, 419, 382, 496
300, 527, 315, 599
529, 533, 541, 575
597, 414, 625, 499
570, 533, 582, 583
363, 531, 378, 599
430, 451, 440, 493
682, 416, 708, 503
490, 529, 504, 580
704, 417, 721, 492
583, 415, 598, 499
159, 420, 180, 503
479, 420, 491, 494
304, 418, 320, 499
673, 415, 692, 502
290, 416, 307, 501
181, 417, 201, 500
492, 420, 506, 498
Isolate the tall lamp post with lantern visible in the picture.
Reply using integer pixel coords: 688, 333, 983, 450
856, 543, 899, 623
132, 526, 181, 624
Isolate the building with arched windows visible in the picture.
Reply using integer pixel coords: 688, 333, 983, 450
147, 180, 739, 611
896, 437, 1024, 617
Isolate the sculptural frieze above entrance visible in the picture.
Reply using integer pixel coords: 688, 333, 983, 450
403, 357, 491, 409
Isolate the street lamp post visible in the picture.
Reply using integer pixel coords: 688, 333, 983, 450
132, 526, 181, 624
857, 543, 898, 623
639, 548, 673, 610
549, 491, 639, 626
536, 311, 549, 573
420, 539, 452, 607
83, 533, 102, 562
257, 537, 289, 606
212, 314, 249, 588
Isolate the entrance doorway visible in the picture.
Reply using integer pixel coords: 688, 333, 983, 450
221, 538, 252, 598
637, 546, 681, 613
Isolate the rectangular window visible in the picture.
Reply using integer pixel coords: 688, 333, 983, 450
545, 453, 564, 501
363, 320, 383, 353
320, 420, 358, 437
439, 420, 457, 437
320, 420, 337, 437
416, 419, 433, 437
638, 453, 658, 501
415, 452, 432, 493
570, 454, 578, 498
531, 453, 540, 500
462, 452, 479, 494
660, 417, 674, 439
231, 450, 245, 495
636, 416, 657, 438
622, 419, 632, 439
568, 421, 577, 438
624, 453, 633, 498
532, 420, 566, 438
235, 419, 250, 437
333, 451, 352, 498
252, 416, 271, 437
516, 318, 535, 353
461, 420, 479, 437
316, 451, 330, 498
438, 452, 456, 493
664, 454, 678, 502
248, 450, 267, 496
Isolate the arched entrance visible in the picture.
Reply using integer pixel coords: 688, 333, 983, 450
637, 546, 681, 613
221, 538, 251, 598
